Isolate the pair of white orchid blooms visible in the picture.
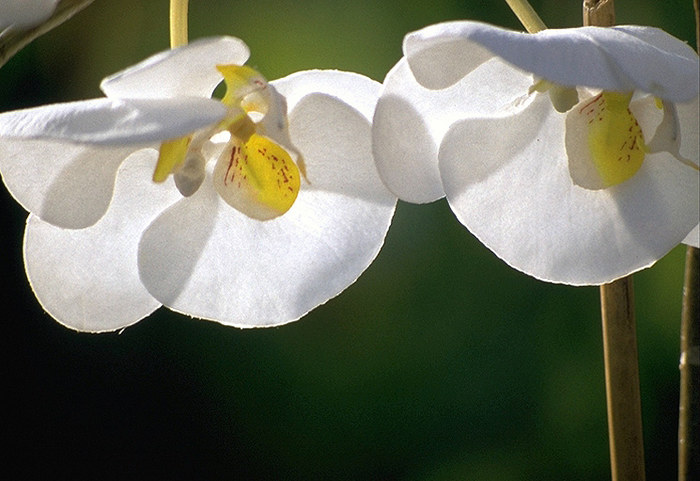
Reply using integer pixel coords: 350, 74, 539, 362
0, 13, 697, 331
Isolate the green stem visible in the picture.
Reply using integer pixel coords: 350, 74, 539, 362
169, 0, 189, 48
504, 0, 547, 33
0, 0, 94, 69
679, 246, 699, 481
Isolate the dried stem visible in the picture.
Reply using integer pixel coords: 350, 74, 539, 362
586, 2, 647, 480
583, 0, 616, 27
599, 278, 646, 481
695, 0, 699, 52
679, 246, 699, 481
678, 5, 699, 479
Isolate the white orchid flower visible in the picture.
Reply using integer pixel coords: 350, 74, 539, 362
0, 36, 396, 331
0, 0, 59, 30
373, 21, 699, 285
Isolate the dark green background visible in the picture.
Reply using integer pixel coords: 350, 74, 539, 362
1, 1, 695, 479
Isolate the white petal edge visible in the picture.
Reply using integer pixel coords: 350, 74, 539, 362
0, 97, 226, 144
138, 88, 396, 327
372, 56, 532, 203
439, 92, 699, 285
683, 225, 699, 248
404, 21, 699, 102
101, 37, 250, 99
23, 150, 182, 332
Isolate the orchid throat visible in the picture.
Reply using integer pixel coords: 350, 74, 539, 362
153, 64, 303, 220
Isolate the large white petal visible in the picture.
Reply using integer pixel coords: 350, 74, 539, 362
138, 87, 395, 326
405, 21, 699, 102
439, 93, 699, 285
0, 140, 135, 228
0, 0, 58, 29
0, 97, 226, 144
101, 36, 250, 99
372, 56, 532, 203
23, 150, 182, 332
271, 69, 380, 121
677, 97, 699, 167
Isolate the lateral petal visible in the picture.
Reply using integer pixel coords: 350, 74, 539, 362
372, 56, 532, 203
405, 21, 699, 102
101, 36, 250, 99
0, 140, 135, 228
0, 97, 226, 144
439, 93, 699, 285
23, 151, 182, 331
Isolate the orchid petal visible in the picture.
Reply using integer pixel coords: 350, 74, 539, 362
405, 21, 699, 102
23, 150, 182, 332
138, 80, 395, 326
439, 93, 699, 285
0, 97, 226, 144
213, 133, 301, 220
676, 97, 700, 167
101, 37, 250, 99
271, 69, 380, 121
372, 56, 532, 203
0, 0, 58, 29
683, 225, 699, 248
0, 140, 136, 228
565, 92, 645, 190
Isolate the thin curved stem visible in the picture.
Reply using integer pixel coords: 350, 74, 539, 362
169, 0, 189, 48
504, 0, 547, 33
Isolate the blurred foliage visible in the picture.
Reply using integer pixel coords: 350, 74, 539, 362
0, 0, 695, 479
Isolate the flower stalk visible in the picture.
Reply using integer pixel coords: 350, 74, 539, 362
679, 7, 699, 481
599, 277, 646, 481
582, 0, 615, 28
504, 0, 546, 33
679, 246, 699, 481
169, 0, 188, 48
584, 2, 646, 481
678, 0, 700, 481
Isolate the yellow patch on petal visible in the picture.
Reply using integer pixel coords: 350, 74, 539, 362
582, 92, 645, 187
154, 136, 191, 182
213, 133, 300, 220
217, 64, 268, 111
